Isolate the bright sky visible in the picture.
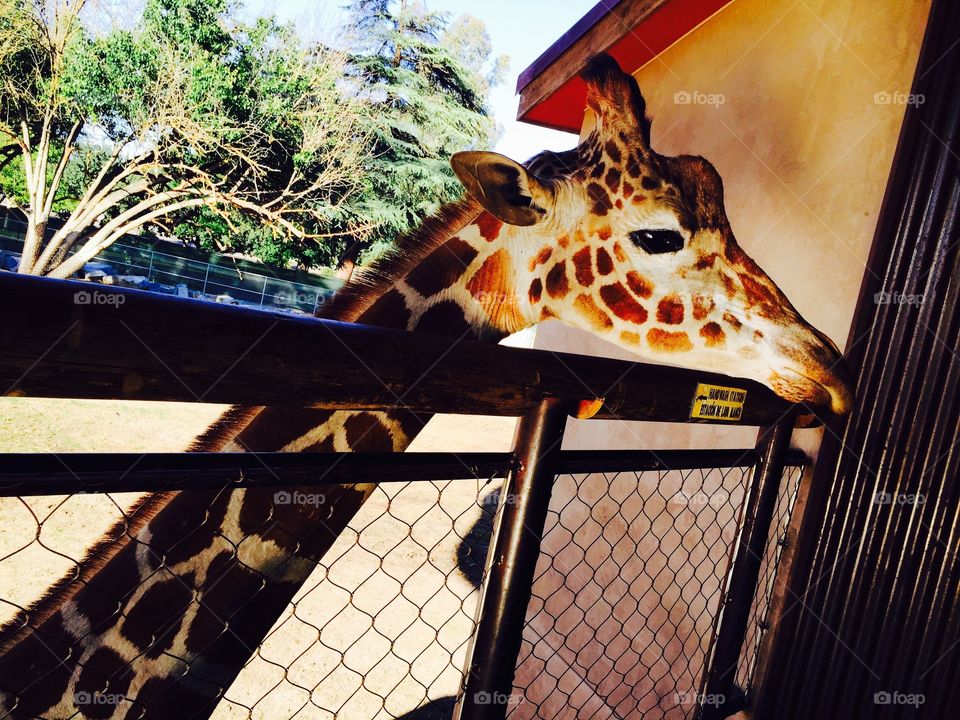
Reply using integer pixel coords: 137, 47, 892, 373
243, 0, 597, 161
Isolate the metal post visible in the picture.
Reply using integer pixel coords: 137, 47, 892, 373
455, 398, 568, 719
701, 415, 794, 719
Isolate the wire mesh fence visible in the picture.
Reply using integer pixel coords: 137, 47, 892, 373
0, 457, 805, 719
734, 464, 805, 695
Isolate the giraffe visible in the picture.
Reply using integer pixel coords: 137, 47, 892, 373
0, 54, 851, 719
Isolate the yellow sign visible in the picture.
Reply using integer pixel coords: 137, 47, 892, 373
691, 383, 747, 421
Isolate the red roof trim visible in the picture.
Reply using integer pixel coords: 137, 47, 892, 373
518, 0, 735, 133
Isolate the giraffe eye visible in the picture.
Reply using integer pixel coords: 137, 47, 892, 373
629, 229, 685, 254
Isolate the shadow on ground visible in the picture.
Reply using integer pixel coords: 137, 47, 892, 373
456, 487, 499, 589
395, 695, 457, 719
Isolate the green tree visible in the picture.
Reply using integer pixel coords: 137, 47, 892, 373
0, 0, 371, 277
343, 0, 507, 264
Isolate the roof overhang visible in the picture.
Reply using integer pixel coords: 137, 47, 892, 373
516, 0, 735, 133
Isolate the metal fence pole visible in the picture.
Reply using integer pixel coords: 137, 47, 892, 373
455, 397, 568, 720
701, 415, 794, 719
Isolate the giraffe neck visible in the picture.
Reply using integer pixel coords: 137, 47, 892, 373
332, 198, 542, 342
0, 201, 525, 720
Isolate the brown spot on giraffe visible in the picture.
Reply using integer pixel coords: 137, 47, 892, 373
572, 247, 594, 287
656, 294, 685, 325
414, 300, 473, 337
647, 327, 693, 353
74, 541, 141, 632
695, 252, 719, 270
405, 236, 479, 297
121, 572, 195, 658
721, 273, 738, 299
591, 162, 605, 179
588, 182, 613, 216
626, 153, 642, 178
529, 245, 553, 272
558, 234, 570, 249
620, 330, 641, 345
615, 198, 623, 209
641, 176, 660, 191
723, 311, 743, 331
600, 283, 648, 324
466, 249, 525, 331
358, 288, 411, 328
740, 273, 780, 317
344, 412, 394, 452
574, 293, 614, 330
596, 247, 614, 275
605, 140, 622, 164
539, 306, 558, 321
613, 243, 627, 263
528, 278, 543, 304
597, 225, 612, 241
692, 293, 715, 321
700, 321, 726, 347
74, 647, 135, 719
546, 260, 570, 299
626, 271, 654, 299
632, 194, 646, 204
622, 181, 634, 199
475, 212, 503, 241
605, 167, 621, 193
150, 489, 231, 568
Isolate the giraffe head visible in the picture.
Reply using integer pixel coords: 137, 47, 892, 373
452, 55, 852, 414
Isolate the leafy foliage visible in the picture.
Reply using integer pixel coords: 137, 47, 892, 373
0, 0, 506, 274
343, 0, 507, 264
0, 0, 371, 277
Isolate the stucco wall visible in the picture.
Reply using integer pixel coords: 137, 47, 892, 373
514, 0, 931, 715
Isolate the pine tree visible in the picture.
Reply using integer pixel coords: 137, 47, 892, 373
343, 0, 506, 264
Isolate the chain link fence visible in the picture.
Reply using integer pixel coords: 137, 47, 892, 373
0, 456, 804, 719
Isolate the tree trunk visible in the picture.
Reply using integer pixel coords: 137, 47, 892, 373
17, 219, 46, 275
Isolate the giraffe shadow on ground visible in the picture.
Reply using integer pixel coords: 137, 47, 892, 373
395, 488, 500, 720
395, 696, 457, 720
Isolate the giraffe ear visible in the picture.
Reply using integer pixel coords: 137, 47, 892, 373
451, 151, 552, 227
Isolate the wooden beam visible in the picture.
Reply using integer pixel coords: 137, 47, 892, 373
0, 273, 824, 426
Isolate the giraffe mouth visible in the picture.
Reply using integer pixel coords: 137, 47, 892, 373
770, 364, 854, 415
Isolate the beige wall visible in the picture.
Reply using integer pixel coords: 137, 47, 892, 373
514, 0, 931, 715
